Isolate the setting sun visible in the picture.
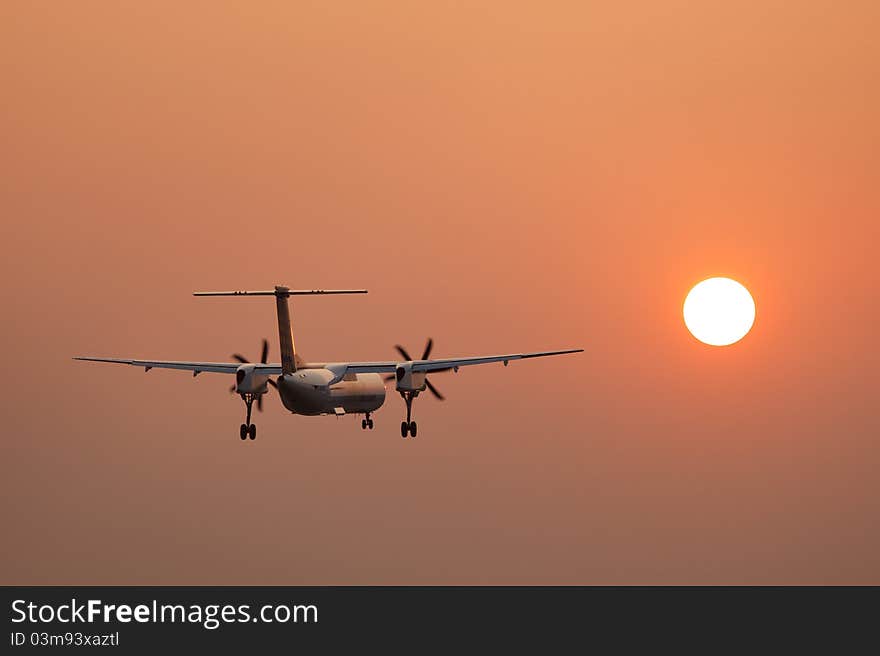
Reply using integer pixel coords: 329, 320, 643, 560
683, 278, 756, 346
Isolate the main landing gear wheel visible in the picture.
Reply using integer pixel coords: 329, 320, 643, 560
238, 393, 260, 441
400, 391, 419, 438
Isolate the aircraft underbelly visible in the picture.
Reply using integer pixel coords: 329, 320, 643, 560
279, 372, 386, 416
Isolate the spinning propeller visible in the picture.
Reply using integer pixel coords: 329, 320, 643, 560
385, 337, 450, 400
229, 338, 277, 411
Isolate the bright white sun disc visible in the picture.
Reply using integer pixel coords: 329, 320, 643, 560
683, 277, 755, 346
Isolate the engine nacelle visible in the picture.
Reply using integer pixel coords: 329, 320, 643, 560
394, 362, 426, 393
235, 364, 270, 395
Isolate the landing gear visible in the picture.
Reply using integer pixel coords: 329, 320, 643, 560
361, 413, 374, 430
239, 393, 258, 440
399, 392, 418, 438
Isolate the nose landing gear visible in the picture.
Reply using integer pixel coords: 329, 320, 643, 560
361, 412, 374, 430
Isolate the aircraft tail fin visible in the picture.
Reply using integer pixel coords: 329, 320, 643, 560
194, 287, 368, 375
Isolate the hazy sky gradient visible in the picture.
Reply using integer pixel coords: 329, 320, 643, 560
2, 2, 878, 583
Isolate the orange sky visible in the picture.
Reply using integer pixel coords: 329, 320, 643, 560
2, 2, 878, 583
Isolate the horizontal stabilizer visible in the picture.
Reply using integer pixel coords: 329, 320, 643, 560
194, 289, 367, 297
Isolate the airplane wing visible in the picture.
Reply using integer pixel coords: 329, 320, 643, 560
72, 357, 282, 376
342, 348, 584, 375
74, 348, 582, 377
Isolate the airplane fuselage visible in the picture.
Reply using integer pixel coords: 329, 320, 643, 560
277, 368, 386, 416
